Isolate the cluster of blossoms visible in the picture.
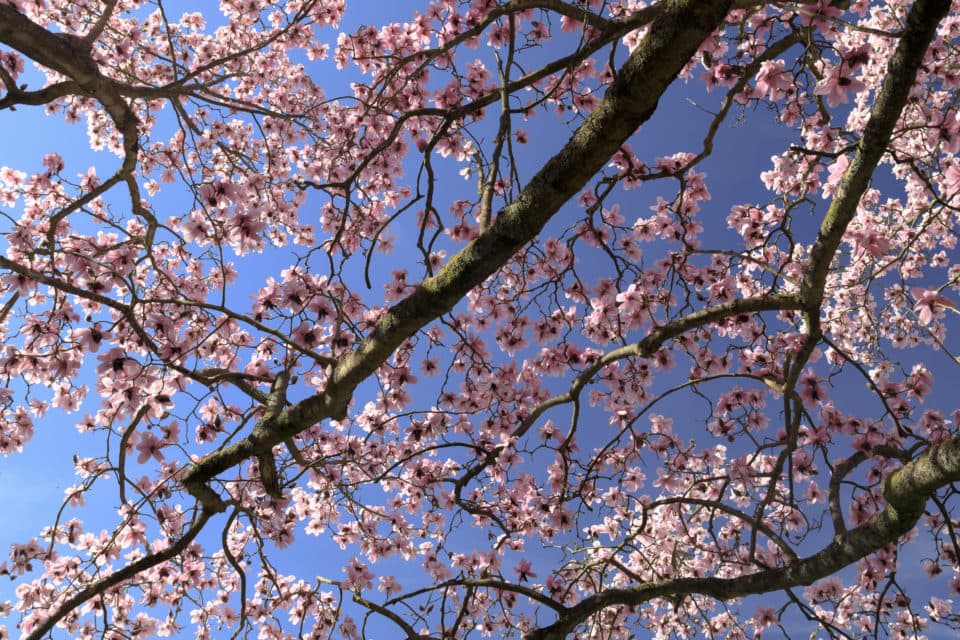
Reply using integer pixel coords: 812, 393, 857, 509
0, 0, 959, 639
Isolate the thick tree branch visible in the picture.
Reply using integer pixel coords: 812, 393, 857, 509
0, 0, 956, 638
522, 1, 955, 635
0, 5, 138, 157
0, 4, 141, 247
0, 80, 81, 110
524, 432, 960, 640
799, 0, 951, 308
180, 0, 736, 503
324, 0, 734, 409
80, 0, 120, 45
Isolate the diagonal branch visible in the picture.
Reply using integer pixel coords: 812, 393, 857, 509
453, 293, 799, 499
180, 0, 737, 506
0, 5, 139, 163
525, 432, 960, 640
0, 5, 142, 246
522, 0, 955, 636
24, 508, 215, 640
799, 0, 950, 309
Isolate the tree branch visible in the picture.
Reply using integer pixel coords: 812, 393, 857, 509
525, 432, 960, 640
180, 0, 737, 503
24, 508, 215, 640
799, 0, 951, 309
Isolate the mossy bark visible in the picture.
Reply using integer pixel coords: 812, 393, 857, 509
182, 0, 737, 503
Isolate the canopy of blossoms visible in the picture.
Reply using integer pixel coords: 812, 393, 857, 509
1, 0, 960, 639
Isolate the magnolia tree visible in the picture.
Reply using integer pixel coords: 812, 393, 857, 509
1, 0, 960, 638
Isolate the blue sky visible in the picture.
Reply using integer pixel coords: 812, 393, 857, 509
1, 1, 958, 639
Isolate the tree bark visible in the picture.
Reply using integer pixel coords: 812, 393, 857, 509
525, 432, 960, 640
181, 0, 736, 505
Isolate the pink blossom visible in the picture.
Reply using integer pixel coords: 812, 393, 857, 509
135, 431, 164, 464
912, 287, 956, 325
514, 558, 536, 582
797, 0, 844, 30
814, 64, 866, 107
755, 59, 793, 100
752, 606, 778, 631
2, 3, 960, 639
342, 557, 374, 591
